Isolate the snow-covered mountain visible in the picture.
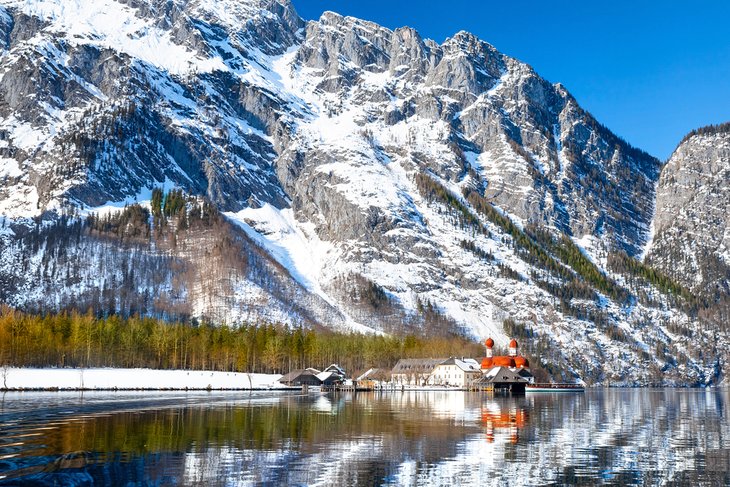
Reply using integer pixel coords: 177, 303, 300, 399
647, 123, 730, 320
0, 0, 726, 384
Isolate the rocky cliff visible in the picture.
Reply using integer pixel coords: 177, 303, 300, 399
648, 123, 730, 315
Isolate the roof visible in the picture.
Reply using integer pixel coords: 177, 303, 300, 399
462, 358, 480, 368
323, 364, 346, 376
357, 368, 377, 381
391, 358, 444, 374
437, 357, 481, 373
356, 368, 390, 381
318, 371, 344, 384
279, 369, 319, 383
476, 366, 529, 384
316, 371, 340, 382
517, 368, 534, 379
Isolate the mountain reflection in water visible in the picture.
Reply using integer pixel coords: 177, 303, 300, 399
0, 389, 728, 485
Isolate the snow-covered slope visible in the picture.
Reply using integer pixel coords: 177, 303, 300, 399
0, 0, 726, 384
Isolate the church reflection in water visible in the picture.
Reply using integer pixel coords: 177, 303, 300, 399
481, 401, 529, 444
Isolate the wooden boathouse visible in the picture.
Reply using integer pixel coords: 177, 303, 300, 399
471, 366, 529, 393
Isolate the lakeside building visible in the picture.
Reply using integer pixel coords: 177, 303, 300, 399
474, 366, 529, 389
279, 364, 347, 387
282, 340, 534, 391
355, 368, 391, 390
389, 338, 534, 390
480, 338, 531, 370
428, 358, 482, 387
475, 338, 533, 392
279, 368, 322, 386
356, 368, 389, 382
390, 358, 444, 386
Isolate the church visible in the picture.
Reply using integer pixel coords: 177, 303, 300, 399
475, 337, 534, 391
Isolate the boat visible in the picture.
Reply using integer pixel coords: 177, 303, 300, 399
526, 383, 585, 392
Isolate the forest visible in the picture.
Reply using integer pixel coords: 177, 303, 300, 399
0, 306, 486, 377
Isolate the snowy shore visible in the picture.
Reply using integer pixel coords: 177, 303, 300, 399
0, 367, 286, 391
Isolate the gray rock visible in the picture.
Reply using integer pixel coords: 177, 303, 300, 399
648, 125, 730, 298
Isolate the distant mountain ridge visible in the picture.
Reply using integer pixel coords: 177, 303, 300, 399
0, 0, 727, 385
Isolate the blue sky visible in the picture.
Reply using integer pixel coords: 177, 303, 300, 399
293, 1, 730, 160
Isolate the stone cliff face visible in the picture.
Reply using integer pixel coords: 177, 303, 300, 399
282, 13, 660, 258
648, 124, 730, 301
0, 0, 302, 216
0, 0, 726, 384
0, 1, 660, 253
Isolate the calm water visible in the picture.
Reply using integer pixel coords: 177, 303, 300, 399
0, 389, 729, 486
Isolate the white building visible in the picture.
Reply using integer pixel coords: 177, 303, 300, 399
390, 358, 444, 386
428, 358, 482, 387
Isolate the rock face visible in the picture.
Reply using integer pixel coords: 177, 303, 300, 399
0, 0, 726, 384
648, 124, 730, 301
281, 15, 660, 257
0, 0, 301, 216
0, 1, 659, 251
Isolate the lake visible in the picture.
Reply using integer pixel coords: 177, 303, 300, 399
0, 389, 728, 485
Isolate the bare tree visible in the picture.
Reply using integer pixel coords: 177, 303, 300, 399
1, 363, 9, 390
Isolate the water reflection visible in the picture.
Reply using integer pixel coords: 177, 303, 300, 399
0, 389, 728, 485
481, 401, 529, 444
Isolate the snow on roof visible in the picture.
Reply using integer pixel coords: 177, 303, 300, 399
316, 371, 335, 382
356, 368, 390, 381
437, 357, 481, 372
479, 366, 528, 383
323, 364, 346, 375
356, 368, 376, 381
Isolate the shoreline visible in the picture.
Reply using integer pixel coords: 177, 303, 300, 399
1, 367, 725, 391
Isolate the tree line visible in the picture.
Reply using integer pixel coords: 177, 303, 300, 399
0, 306, 484, 376
678, 122, 730, 146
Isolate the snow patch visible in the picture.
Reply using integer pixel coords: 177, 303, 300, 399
6, 0, 227, 75
226, 203, 334, 303
0, 157, 23, 178
226, 204, 380, 335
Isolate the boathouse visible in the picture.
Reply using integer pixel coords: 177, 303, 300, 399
279, 368, 322, 386
474, 366, 529, 393
317, 371, 344, 386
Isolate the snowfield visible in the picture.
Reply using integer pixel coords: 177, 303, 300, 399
0, 367, 285, 390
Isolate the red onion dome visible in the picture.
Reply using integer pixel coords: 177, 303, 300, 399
485, 337, 494, 348
509, 338, 518, 348
514, 356, 529, 368
492, 356, 516, 367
